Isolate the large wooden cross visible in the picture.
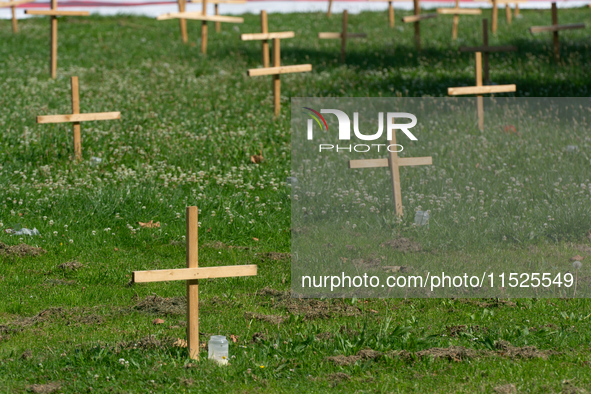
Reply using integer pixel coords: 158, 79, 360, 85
459, 19, 517, 83
24, 0, 89, 79
401, 0, 437, 50
448, 52, 516, 130
190, 0, 245, 33
348, 120, 432, 217
133, 207, 257, 360
244, 35, 312, 116
436, 0, 481, 40
36, 76, 120, 161
529, 3, 585, 61
318, 10, 367, 62
157, 0, 243, 54
1, 0, 30, 33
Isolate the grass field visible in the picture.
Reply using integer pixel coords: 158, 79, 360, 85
1, 6, 591, 393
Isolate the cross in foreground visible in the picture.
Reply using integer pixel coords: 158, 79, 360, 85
447, 52, 516, 130
348, 120, 433, 217
529, 2, 585, 61
459, 19, 517, 83
0, 0, 30, 33
245, 34, 312, 116
24, 0, 89, 78
157, 0, 243, 54
133, 206, 258, 360
36, 77, 121, 161
401, 0, 437, 50
318, 10, 367, 62
436, 0, 481, 40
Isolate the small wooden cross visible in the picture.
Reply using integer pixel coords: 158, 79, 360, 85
367, 0, 398, 28
1, 0, 29, 33
348, 119, 432, 217
459, 19, 517, 83
401, 0, 437, 50
489, 0, 528, 32
436, 0, 481, 40
36, 76, 121, 161
318, 10, 367, 63
190, 0, 245, 33
24, 0, 89, 79
133, 206, 257, 360
241, 10, 275, 68
529, 3, 585, 61
157, 0, 243, 54
244, 34, 312, 116
447, 52, 516, 130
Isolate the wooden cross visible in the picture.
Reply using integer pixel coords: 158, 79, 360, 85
367, 0, 398, 28
24, 0, 89, 79
436, 0, 481, 40
244, 34, 312, 116
157, 0, 243, 54
243, 10, 274, 68
36, 76, 121, 161
0, 0, 29, 33
348, 120, 432, 217
401, 0, 437, 50
447, 52, 516, 130
190, 0, 245, 33
459, 19, 517, 83
489, 0, 528, 32
132, 207, 257, 360
529, 3, 585, 61
318, 10, 367, 63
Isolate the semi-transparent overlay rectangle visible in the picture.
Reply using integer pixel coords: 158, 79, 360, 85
291, 97, 591, 298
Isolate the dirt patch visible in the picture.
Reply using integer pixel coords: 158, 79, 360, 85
494, 384, 517, 394
0, 308, 66, 334
574, 244, 591, 254
258, 287, 284, 297
244, 312, 286, 325
0, 242, 47, 257
27, 382, 61, 394
326, 348, 384, 366
132, 295, 186, 316
261, 252, 290, 261
252, 332, 267, 342
316, 332, 333, 341
115, 335, 180, 351
57, 261, 84, 271
410, 346, 478, 361
327, 372, 351, 382
495, 340, 553, 360
352, 258, 383, 269
459, 299, 517, 308
380, 238, 422, 253
561, 380, 587, 394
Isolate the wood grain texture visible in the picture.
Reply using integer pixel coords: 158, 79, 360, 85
436, 8, 481, 15
241, 31, 295, 41
402, 13, 437, 23
37, 112, 121, 124
247, 64, 312, 77
186, 206, 199, 360
157, 12, 243, 22
448, 84, 516, 95
25, 10, 90, 15
133, 265, 258, 283
260, 10, 269, 67
70, 77, 82, 161
0, 0, 33, 8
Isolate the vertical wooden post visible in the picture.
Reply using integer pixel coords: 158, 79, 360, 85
11, 6, 18, 33
261, 10, 269, 68
341, 10, 348, 62
327, 0, 333, 17
50, 0, 58, 79
475, 52, 484, 130
482, 19, 490, 83
452, 0, 459, 40
388, 1, 394, 28
492, 0, 498, 33
387, 120, 403, 216
186, 206, 199, 360
413, 0, 421, 50
514, 3, 520, 17
71, 77, 82, 161
215, 4, 221, 32
178, 0, 188, 43
505, 4, 512, 25
551, 2, 559, 61
272, 38, 280, 117
201, 0, 208, 54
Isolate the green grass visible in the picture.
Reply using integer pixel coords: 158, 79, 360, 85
1, 7, 591, 393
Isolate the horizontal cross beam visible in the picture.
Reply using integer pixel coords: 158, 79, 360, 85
247, 64, 312, 77
318, 32, 367, 39
402, 13, 437, 23
349, 156, 433, 169
436, 8, 481, 15
241, 31, 294, 41
133, 264, 257, 283
0, 0, 31, 8
529, 23, 585, 33
448, 84, 516, 95
459, 45, 518, 53
157, 12, 243, 22
25, 10, 90, 16
37, 112, 121, 124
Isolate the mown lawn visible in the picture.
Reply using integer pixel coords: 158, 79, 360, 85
1, 6, 591, 393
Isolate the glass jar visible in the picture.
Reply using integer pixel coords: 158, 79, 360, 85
208, 335, 229, 365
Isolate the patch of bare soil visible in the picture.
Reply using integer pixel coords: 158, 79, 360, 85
458, 299, 517, 308
252, 332, 267, 342
316, 332, 333, 341
352, 258, 383, 269
0, 242, 47, 257
0, 308, 66, 334
261, 252, 290, 261
495, 340, 554, 360
327, 372, 351, 382
57, 261, 84, 271
380, 238, 422, 253
574, 244, 591, 254
27, 382, 61, 394
326, 349, 384, 366
408, 346, 478, 361
244, 312, 286, 325
494, 384, 517, 394
561, 379, 587, 394
132, 295, 186, 315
